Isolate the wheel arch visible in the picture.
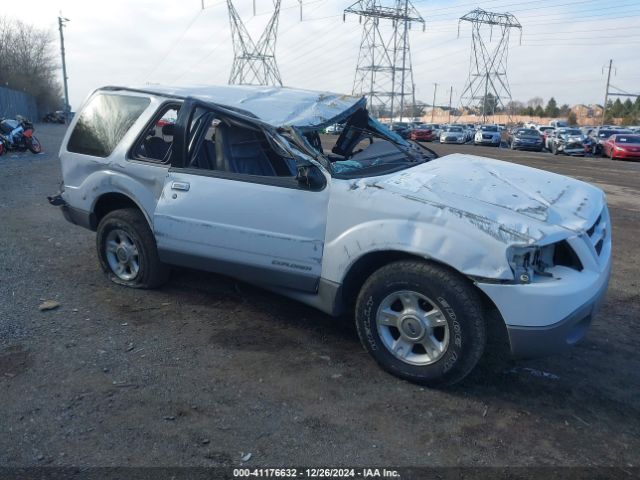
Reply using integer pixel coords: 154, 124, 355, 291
338, 249, 508, 347
91, 191, 151, 231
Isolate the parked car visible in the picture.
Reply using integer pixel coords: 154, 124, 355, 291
43, 111, 66, 124
591, 128, 632, 155
547, 128, 587, 156
439, 125, 466, 144
537, 125, 555, 137
507, 128, 544, 152
549, 120, 568, 129
325, 123, 344, 135
602, 134, 640, 160
390, 122, 412, 138
409, 124, 437, 142
474, 125, 501, 147
49, 84, 611, 387
463, 124, 476, 142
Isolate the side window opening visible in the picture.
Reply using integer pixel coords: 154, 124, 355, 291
67, 93, 150, 157
186, 113, 297, 177
133, 105, 180, 163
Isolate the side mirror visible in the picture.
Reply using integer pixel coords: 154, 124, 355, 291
296, 164, 325, 191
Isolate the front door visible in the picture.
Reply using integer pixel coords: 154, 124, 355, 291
153, 100, 329, 292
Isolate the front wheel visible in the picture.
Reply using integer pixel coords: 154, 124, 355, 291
96, 208, 170, 289
355, 260, 486, 386
27, 136, 42, 153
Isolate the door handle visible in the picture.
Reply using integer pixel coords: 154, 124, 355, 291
171, 181, 190, 191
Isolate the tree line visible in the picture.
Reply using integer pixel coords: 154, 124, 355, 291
0, 16, 62, 116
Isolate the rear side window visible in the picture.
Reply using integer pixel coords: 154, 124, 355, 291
67, 93, 150, 157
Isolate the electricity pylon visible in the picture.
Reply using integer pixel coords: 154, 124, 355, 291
458, 8, 522, 123
345, 1, 424, 121
227, 0, 282, 86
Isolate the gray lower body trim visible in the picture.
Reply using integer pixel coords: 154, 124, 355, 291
261, 278, 343, 316
506, 276, 609, 359
159, 249, 319, 293
61, 205, 95, 231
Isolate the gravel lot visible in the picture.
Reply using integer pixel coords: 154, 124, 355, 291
1, 124, 639, 468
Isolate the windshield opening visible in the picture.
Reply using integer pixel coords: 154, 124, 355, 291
294, 108, 438, 179
480, 125, 498, 132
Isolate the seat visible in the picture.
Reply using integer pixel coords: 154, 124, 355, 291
215, 123, 277, 176
144, 136, 171, 161
189, 140, 217, 170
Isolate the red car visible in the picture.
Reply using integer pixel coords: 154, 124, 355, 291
409, 124, 437, 142
603, 134, 640, 160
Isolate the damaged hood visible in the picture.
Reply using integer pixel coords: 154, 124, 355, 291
128, 84, 365, 130
370, 154, 605, 245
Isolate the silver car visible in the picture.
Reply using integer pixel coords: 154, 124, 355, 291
474, 125, 501, 147
440, 126, 466, 144
49, 84, 611, 387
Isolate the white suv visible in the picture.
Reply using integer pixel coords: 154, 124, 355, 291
50, 85, 611, 386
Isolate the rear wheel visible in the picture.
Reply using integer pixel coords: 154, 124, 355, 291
355, 260, 486, 386
27, 136, 42, 153
96, 208, 169, 289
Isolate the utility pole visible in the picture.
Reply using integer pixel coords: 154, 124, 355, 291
58, 15, 70, 124
431, 83, 438, 123
602, 59, 613, 126
448, 85, 453, 124
298, 1, 303, 21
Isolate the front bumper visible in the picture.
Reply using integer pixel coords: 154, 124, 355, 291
504, 266, 609, 358
513, 142, 543, 150
615, 150, 640, 159
441, 137, 465, 143
559, 144, 585, 155
476, 209, 612, 358
475, 138, 500, 145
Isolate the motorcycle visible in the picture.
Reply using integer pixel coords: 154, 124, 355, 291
0, 116, 42, 156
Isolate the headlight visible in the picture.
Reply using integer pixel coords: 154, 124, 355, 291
506, 244, 556, 284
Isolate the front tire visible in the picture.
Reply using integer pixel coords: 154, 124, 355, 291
96, 208, 169, 289
27, 136, 42, 153
355, 260, 486, 386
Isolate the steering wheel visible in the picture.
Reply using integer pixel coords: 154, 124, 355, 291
345, 134, 374, 159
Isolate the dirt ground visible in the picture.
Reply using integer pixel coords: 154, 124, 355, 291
1, 124, 639, 469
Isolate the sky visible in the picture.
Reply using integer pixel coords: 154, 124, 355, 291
4, 0, 640, 111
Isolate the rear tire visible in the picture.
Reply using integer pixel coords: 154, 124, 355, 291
355, 260, 486, 386
96, 208, 169, 289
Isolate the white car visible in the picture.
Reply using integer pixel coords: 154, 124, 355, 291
440, 126, 466, 144
50, 85, 611, 386
474, 124, 502, 146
